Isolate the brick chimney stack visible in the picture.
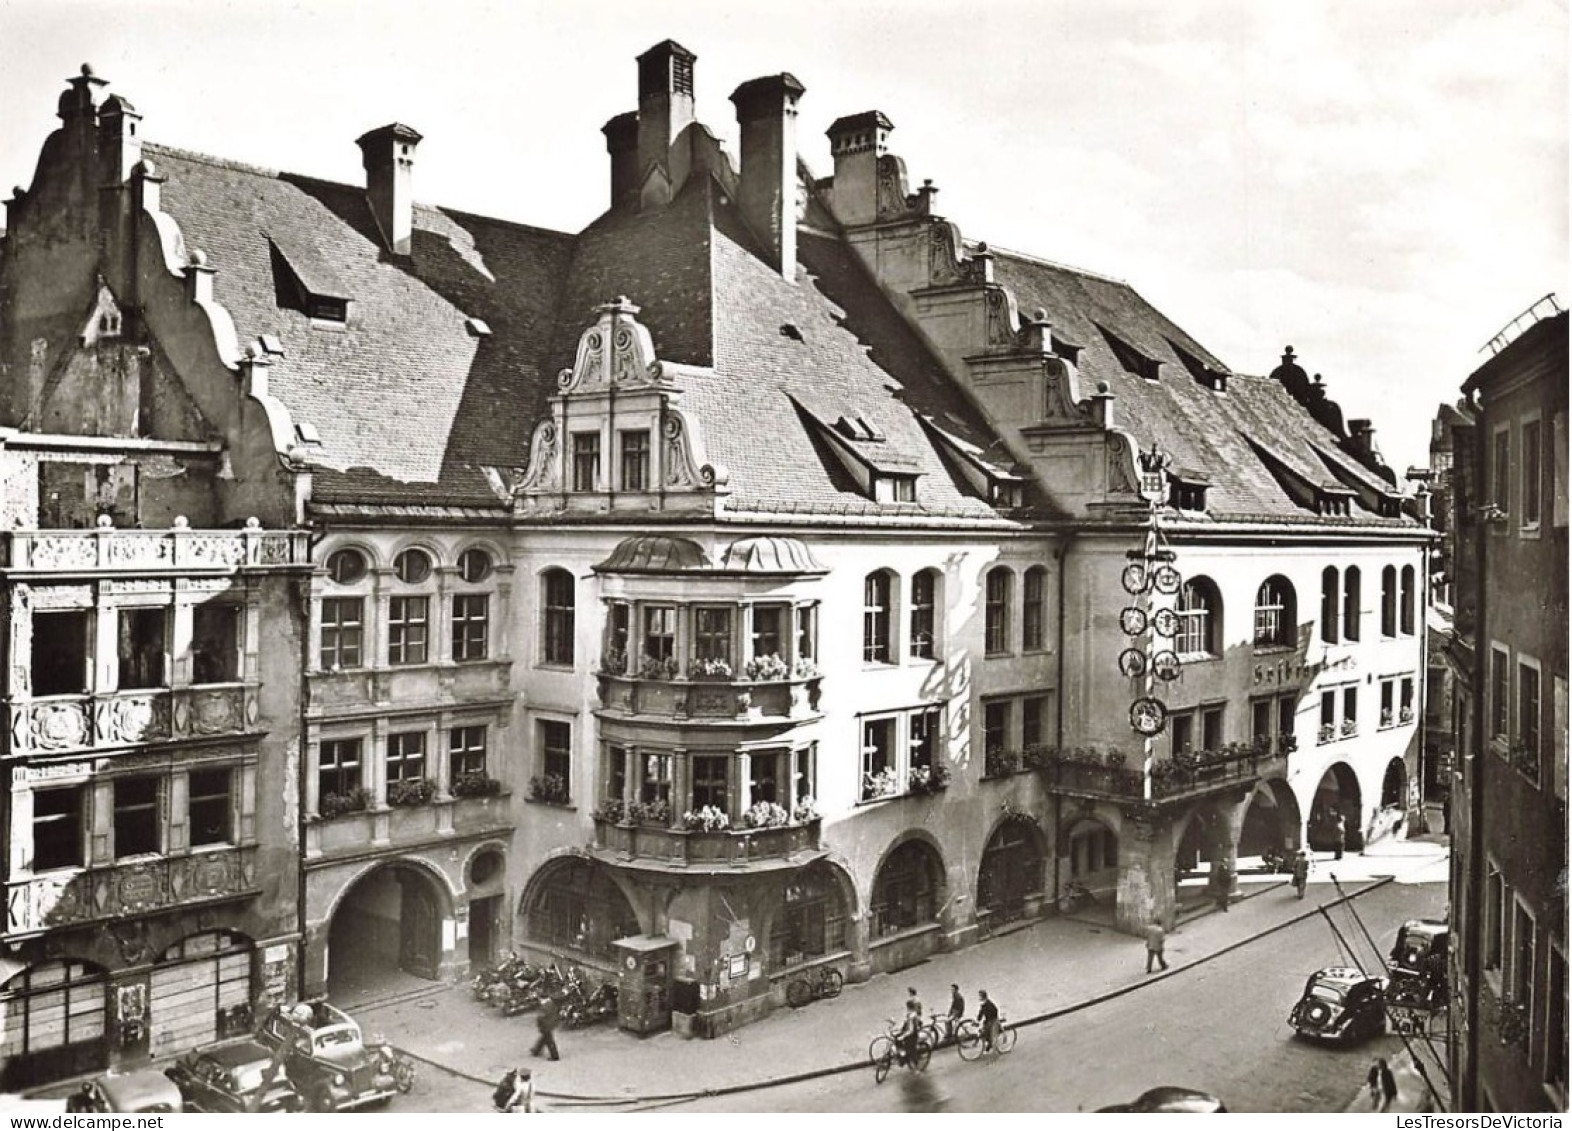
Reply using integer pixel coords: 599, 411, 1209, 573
731, 73, 805, 280
356, 123, 422, 257
825, 111, 893, 228
96, 93, 142, 184
603, 112, 639, 210
636, 40, 697, 204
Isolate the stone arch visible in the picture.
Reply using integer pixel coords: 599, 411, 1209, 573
458, 839, 509, 896
1308, 761, 1363, 851
976, 813, 1047, 924
756, 858, 857, 974
325, 857, 456, 996
449, 536, 509, 573
1239, 777, 1304, 861
517, 854, 641, 961
318, 537, 384, 572
0, 957, 110, 1090
1064, 814, 1120, 897
1381, 757, 1407, 809
869, 832, 947, 940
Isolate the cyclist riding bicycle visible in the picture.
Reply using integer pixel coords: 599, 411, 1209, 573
894, 1000, 923, 1066
977, 989, 1001, 1052
942, 984, 965, 1042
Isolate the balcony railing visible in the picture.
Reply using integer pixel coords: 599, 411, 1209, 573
1, 526, 311, 572
596, 672, 822, 722
1036, 747, 1285, 806
8, 685, 255, 756
3, 845, 259, 937
591, 816, 822, 871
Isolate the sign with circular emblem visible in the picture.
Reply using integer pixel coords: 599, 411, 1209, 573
625, 955, 637, 970
1129, 697, 1168, 736
1117, 648, 1148, 678
1119, 607, 1148, 636
1151, 651, 1182, 681
1152, 564, 1182, 595
1120, 562, 1148, 595
1152, 607, 1180, 638
744, 935, 757, 954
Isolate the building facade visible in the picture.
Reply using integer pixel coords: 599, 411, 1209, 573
1447, 297, 1567, 1112
1, 45, 1429, 1069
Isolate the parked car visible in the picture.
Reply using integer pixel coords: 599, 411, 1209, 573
1391, 918, 1449, 973
1288, 966, 1386, 1043
64, 1070, 183, 1114
1096, 1086, 1228, 1112
166, 1039, 304, 1113
256, 1000, 416, 1111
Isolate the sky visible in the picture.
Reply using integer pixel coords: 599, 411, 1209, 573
1, 0, 1565, 478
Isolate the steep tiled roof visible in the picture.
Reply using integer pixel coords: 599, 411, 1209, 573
989, 249, 1412, 525
145, 144, 574, 505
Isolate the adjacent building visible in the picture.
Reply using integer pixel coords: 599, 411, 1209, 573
1, 45, 1429, 1073
1446, 295, 1567, 1112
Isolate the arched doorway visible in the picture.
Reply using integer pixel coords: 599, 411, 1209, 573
1309, 762, 1363, 851
1239, 779, 1304, 863
1065, 818, 1119, 898
871, 839, 944, 939
0, 959, 108, 1089
978, 816, 1045, 924
768, 862, 852, 971
467, 848, 507, 970
328, 863, 448, 1000
521, 858, 640, 961
149, 930, 254, 1057
1381, 758, 1406, 809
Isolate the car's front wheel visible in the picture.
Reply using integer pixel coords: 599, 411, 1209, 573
307, 1084, 336, 1114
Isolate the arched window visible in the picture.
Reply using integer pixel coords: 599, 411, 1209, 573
1176, 577, 1221, 656
541, 568, 575, 666
1023, 566, 1048, 651
1253, 575, 1296, 648
768, 864, 848, 970
863, 571, 894, 663
1320, 567, 1339, 644
1342, 566, 1361, 642
909, 569, 939, 660
1380, 566, 1398, 638
984, 567, 1013, 656
871, 840, 942, 938
1400, 565, 1416, 635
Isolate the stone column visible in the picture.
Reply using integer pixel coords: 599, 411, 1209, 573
1114, 806, 1176, 934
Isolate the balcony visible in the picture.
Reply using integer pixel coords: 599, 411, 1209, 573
595, 673, 822, 724
589, 816, 823, 874
3, 845, 259, 937
1036, 747, 1285, 807
307, 792, 514, 857
1, 526, 311, 573
7, 685, 257, 757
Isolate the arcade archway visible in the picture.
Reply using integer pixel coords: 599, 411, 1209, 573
978, 816, 1045, 924
327, 862, 450, 999
1309, 762, 1363, 852
1239, 779, 1303, 862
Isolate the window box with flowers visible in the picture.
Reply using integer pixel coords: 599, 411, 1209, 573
861, 767, 901, 801
1340, 719, 1358, 738
1398, 705, 1414, 724
682, 805, 731, 832
983, 747, 1022, 779
791, 796, 820, 824
1318, 724, 1337, 745
600, 648, 628, 676
1380, 709, 1395, 730
451, 771, 503, 799
744, 653, 790, 681
792, 657, 820, 680
688, 657, 734, 681
637, 654, 680, 681
593, 798, 627, 824
1279, 732, 1298, 754
1508, 744, 1540, 780
528, 773, 571, 806
1495, 995, 1530, 1049
628, 798, 671, 826
319, 787, 371, 820
737, 800, 790, 829
907, 764, 951, 795
387, 777, 436, 808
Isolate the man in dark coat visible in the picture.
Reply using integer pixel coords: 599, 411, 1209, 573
531, 995, 561, 1061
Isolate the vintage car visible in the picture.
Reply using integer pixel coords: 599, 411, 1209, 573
64, 1070, 184, 1113
256, 1000, 416, 1112
1096, 1086, 1228, 1112
165, 1039, 304, 1113
1391, 918, 1449, 973
1288, 966, 1386, 1044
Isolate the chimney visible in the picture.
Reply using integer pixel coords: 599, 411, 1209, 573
1347, 419, 1383, 463
636, 40, 697, 203
355, 123, 422, 257
602, 112, 639, 210
730, 73, 805, 279
825, 111, 893, 227
96, 94, 142, 184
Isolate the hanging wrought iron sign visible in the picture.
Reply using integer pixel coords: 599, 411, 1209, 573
1129, 696, 1168, 736
1119, 607, 1148, 636
1152, 564, 1182, 595
1151, 607, 1180, 638
1120, 562, 1148, 595
1117, 648, 1148, 678
1151, 651, 1181, 682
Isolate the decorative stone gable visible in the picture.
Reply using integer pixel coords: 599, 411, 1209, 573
516, 298, 727, 516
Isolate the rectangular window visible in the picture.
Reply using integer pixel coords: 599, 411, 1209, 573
1341, 687, 1358, 736
1491, 647, 1511, 742
605, 745, 627, 803
540, 720, 572, 784
32, 610, 91, 696
889, 476, 916, 503
1023, 695, 1049, 751
1277, 695, 1296, 746
691, 754, 729, 811
542, 571, 576, 666
1023, 569, 1046, 651
910, 708, 940, 773
1201, 705, 1224, 751
605, 602, 631, 663
1252, 699, 1273, 750
641, 751, 673, 807
693, 607, 733, 663
796, 605, 817, 662
191, 604, 241, 684
114, 776, 160, 858
909, 572, 936, 659
1522, 419, 1542, 527
983, 700, 1011, 757
117, 607, 168, 689
388, 596, 429, 665
1400, 676, 1414, 720
319, 738, 362, 799
643, 606, 676, 662
387, 731, 427, 782
1494, 428, 1512, 511
1485, 864, 1504, 973
1381, 679, 1396, 728
792, 745, 816, 804
984, 571, 1011, 656
450, 725, 488, 781
619, 429, 650, 492
1549, 947, 1568, 1099
749, 750, 784, 805
32, 787, 84, 871
863, 574, 892, 663
752, 604, 786, 660
1319, 691, 1336, 743
320, 597, 364, 670
452, 594, 489, 662
861, 718, 897, 799
572, 432, 601, 492
188, 769, 232, 847
1170, 710, 1194, 756
1512, 901, 1537, 1042
1519, 661, 1542, 780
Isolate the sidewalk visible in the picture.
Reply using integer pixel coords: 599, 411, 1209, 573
359, 836, 1450, 1111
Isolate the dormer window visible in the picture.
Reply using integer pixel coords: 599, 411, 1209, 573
308, 296, 347, 323
269, 235, 351, 326
1097, 324, 1162, 381
572, 432, 601, 492
877, 475, 918, 503
835, 415, 885, 442
619, 429, 650, 491
990, 480, 1024, 508
1169, 474, 1209, 513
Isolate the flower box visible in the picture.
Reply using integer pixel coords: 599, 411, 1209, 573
861, 767, 901, 800
319, 787, 370, 819
1340, 720, 1358, 737
528, 774, 571, 806
1318, 724, 1337, 745
682, 805, 731, 832
737, 800, 790, 829
451, 772, 502, 798
387, 777, 435, 808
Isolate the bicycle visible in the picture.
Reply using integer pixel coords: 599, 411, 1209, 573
869, 1019, 934, 1083
955, 1016, 1017, 1060
785, 964, 844, 1008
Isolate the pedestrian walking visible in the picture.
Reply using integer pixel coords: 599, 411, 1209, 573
1441, 793, 1451, 835
1292, 851, 1310, 900
1367, 1057, 1397, 1112
1213, 862, 1231, 913
531, 995, 561, 1061
1333, 813, 1346, 861
945, 984, 965, 1041
1144, 921, 1169, 973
